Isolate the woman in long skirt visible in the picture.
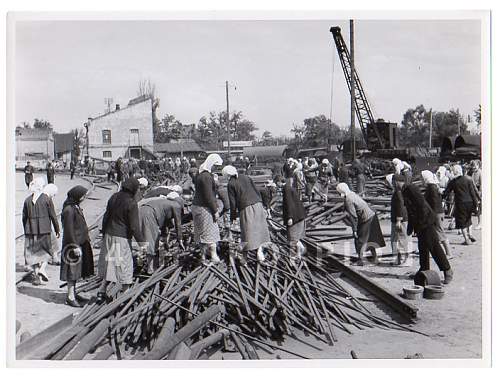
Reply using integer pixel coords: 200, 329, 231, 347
97, 177, 145, 303
191, 154, 223, 264
336, 183, 386, 265
223, 165, 270, 264
43, 183, 61, 267
22, 177, 60, 285
60, 185, 93, 307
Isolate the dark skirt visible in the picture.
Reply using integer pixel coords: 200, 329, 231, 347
355, 215, 386, 253
454, 201, 474, 229
24, 234, 52, 266
60, 240, 94, 282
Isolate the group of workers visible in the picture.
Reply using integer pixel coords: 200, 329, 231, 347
21, 150, 481, 306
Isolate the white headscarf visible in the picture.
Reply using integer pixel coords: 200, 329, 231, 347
322, 159, 329, 165
166, 185, 183, 194
30, 177, 46, 204
43, 183, 58, 198
166, 191, 180, 200
436, 166, 446, 178
421, 170, 439, 185
138, 177, 148, 188
222, 165, 238, 177
336, 182, 350, 197
451, 164, 463, 178
265, 179, 276, 188
199, 153, 223, 173
385, 174, 394, 187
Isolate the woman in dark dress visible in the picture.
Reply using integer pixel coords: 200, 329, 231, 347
443, 164, 480, 245
60, 185, 93, 307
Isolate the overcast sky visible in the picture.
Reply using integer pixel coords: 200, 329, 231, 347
14, 19, 481, 136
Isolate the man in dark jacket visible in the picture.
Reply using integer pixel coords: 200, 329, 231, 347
397, 176, 453, 284
70, 160, 76, 180
46, 160, 55, 184
24, 161, 34, 188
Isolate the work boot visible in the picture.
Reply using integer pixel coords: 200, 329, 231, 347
443, 268, 454, 284
209, 246, 221, 264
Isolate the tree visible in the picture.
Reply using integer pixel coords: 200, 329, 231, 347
474, 105, 481, 126
400, 105, 431, 147
72, 128, 86, 161
432, 109, 469, 139
290, 115, 343, 149
33, 118, 53, 129
260, 130, 274, 146
137, 79, 156, 99
195, 111, 258, 149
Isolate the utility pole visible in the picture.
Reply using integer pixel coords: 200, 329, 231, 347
350, 20, 356, 161
226, 81, 231, 161
457, 108, 461, 136
429, 109, 433, 149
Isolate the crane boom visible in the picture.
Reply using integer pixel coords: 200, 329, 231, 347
329, 26, 386, 150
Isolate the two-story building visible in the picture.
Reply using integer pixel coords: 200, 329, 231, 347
87, 95, 155, 161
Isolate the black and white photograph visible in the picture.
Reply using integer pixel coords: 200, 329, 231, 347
4, 9, 492, 367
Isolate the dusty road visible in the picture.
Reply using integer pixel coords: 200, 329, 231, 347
14, 176, 483, 359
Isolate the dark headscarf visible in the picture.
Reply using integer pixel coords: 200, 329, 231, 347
63, 185, 88, 208
121, 177, 140, 195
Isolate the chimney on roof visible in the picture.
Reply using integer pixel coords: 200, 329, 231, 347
116, 104, 120, 111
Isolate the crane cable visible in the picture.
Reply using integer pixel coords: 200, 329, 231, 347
328, 45, 335, 144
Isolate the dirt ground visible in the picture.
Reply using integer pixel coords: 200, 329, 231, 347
14, 174, 483, 360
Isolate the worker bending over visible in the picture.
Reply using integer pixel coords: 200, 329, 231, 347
336, 183, 386, 266
139, 192, 185, 274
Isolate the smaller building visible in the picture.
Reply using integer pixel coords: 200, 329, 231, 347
15, 127, 54, 169
54, 132, 75, 164
154, 139, 205, 159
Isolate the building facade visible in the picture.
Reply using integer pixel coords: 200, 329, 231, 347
15, 128, 55, 168
87, 95, 154, 161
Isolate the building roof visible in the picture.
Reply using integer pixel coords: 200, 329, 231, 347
243, 145, 290, 159
15, 127, 53, 141
54, 132, 74, 153
154, 140, 203, 154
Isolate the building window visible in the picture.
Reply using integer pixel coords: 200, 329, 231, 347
102, 130, 111, 144
103, 151, 112, 158
130, 128, 139, 134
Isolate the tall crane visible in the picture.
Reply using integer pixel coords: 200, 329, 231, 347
330, 26, 393, 151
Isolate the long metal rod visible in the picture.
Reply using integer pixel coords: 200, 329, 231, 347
152, 293, 309, 359
350, 20, 356, 161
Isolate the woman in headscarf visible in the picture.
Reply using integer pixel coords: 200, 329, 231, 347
303, 158, 318, 203
60, 185, 93, 307
443, 164, 480, 245
223, 165, 271, 264
351, 158, 370, 197
312, 159, 335, 202
278, 176, 307, 261
292, 161, 306, 200
436, 166, 449, 193
336, 183, 385, 265
191, 154, 223, 264
97, 177, 145, 303
260, 179, 278, 216
43, 184, 61, 267
386, 174, 409, 265
421, 170, 452, 257
392, 158, 412, 184
22, 177, 60, 285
